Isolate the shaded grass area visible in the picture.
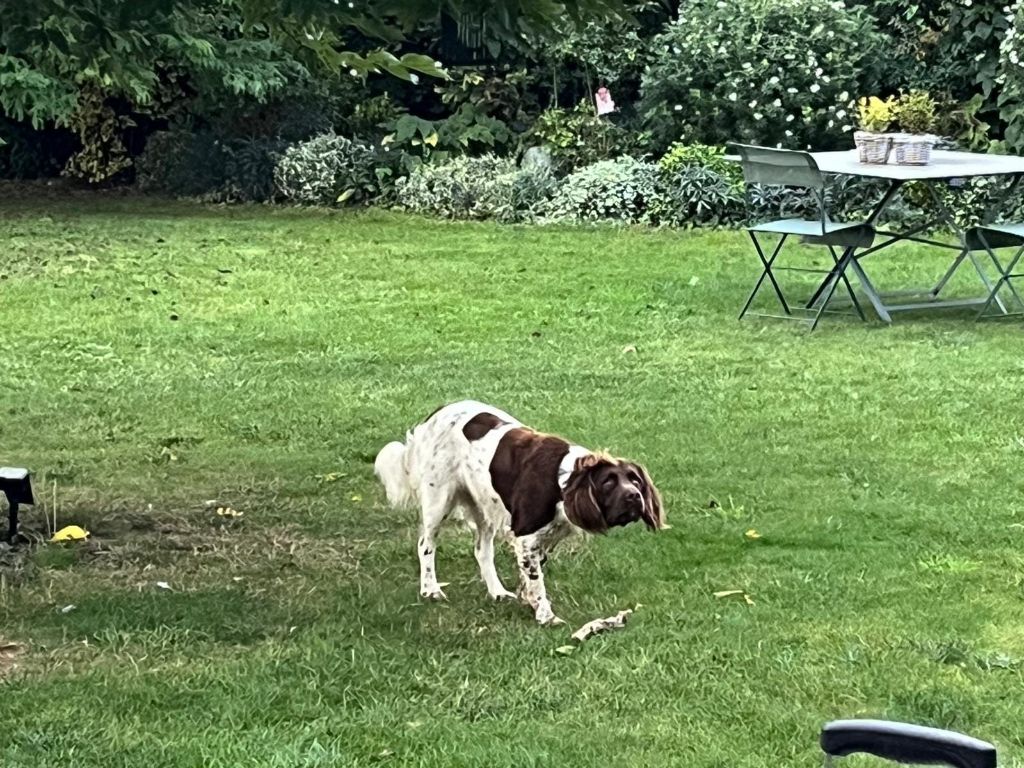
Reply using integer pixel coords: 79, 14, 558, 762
1, 194, 1024, 767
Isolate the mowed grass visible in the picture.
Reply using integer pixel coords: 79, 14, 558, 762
2, 191, 1024, 767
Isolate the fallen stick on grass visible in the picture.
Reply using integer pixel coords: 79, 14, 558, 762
571, 609, 634, 643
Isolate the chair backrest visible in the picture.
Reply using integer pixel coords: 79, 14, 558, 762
729, 143, 828, 228
729, 143, 824, 190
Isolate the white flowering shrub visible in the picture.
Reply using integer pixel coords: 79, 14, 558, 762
999, 1, 1024, 151
395, 155, 559, 223
639, 0, 884, 152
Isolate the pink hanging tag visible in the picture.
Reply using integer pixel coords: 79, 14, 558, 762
595, 87, 616, 116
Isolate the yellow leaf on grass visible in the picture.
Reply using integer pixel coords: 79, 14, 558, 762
424, 132, 439, 147
745, 529, 762, 540
51, 525, 89, 542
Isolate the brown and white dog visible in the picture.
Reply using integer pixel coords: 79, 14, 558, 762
374, 401, 664, 625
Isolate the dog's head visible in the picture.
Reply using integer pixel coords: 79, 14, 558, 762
562, 453, 664, 534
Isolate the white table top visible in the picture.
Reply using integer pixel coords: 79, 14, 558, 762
811, 149, 1024, 180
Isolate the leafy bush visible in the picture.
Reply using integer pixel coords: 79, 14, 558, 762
343, 93, 404, 142
651, 165, 745, 227
63, 87, 134, 184
529, 102, 637, 171
137, 130, 286, 202
274, 133, 379, 206
136, 131, 189, 193
379, 105, 515, 175
640, 0, 885, 153
136, 131, 230, 197
895, 177, 1018, 231
858, 1, 1009, 101
748, 183, 817, 221
505, 166, 562, 223
544, 156, 665, 224
219, 137, 288, 202
652, 143, 745, 226
529, 1, 669, 117
659, 142, 741, 183
395, 155, 558, 223
0, 117, 74, 179
435, 69, 539, 136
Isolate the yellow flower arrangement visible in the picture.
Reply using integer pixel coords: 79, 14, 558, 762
856, 96, 896, 133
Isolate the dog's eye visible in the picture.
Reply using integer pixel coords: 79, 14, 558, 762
629, 471, 643, 486
602, 476, 617, 488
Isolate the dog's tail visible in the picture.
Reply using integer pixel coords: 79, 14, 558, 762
374, 440, 417, 509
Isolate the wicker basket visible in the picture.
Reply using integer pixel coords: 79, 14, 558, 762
853, 131, 892, 164
891, 134, 935, 165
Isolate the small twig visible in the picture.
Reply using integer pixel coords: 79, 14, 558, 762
571, 609, 634, 643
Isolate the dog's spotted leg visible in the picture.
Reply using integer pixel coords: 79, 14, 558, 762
474, 522, 515, 601
417, 491, 451, 600
514, 534, 563, 626
417, 531, 445, 600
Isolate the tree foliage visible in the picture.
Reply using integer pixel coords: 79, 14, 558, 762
0, 0, 628, 129
0, 0, 307, 129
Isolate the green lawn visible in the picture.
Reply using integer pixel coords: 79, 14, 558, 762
1, 193, 1023, 767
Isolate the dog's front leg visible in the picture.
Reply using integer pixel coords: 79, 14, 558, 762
514, 534, 562, 626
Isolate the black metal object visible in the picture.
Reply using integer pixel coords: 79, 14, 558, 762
0, 467, 34, 543
822, 720, 997, 768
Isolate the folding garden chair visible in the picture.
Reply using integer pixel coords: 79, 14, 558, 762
730, 144, 875, 330
962, 224, 1024, 320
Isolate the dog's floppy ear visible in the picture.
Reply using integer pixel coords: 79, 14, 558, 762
562, 454, 609, 534
632, 462, 665, 531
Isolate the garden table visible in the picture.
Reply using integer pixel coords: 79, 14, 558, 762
806, 150, 1024, 322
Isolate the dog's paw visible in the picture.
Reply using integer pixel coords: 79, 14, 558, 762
489, 589, 517, 602
539, 615, 565, 627
420, 586, 448, 601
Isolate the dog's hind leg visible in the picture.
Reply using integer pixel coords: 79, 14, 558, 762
417, 486, 454, 600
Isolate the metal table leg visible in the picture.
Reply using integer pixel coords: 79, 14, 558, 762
847, 257, 891, 323
825, 177, 1021, 321
806, 180, 903, 323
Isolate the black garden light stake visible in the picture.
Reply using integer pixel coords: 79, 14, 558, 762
0, 467, 34, 543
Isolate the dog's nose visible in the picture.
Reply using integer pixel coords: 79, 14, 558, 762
626, 488, 642, 502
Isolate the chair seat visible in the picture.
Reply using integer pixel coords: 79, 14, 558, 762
965, 223, 1024, 251
748, 218, 874, 248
